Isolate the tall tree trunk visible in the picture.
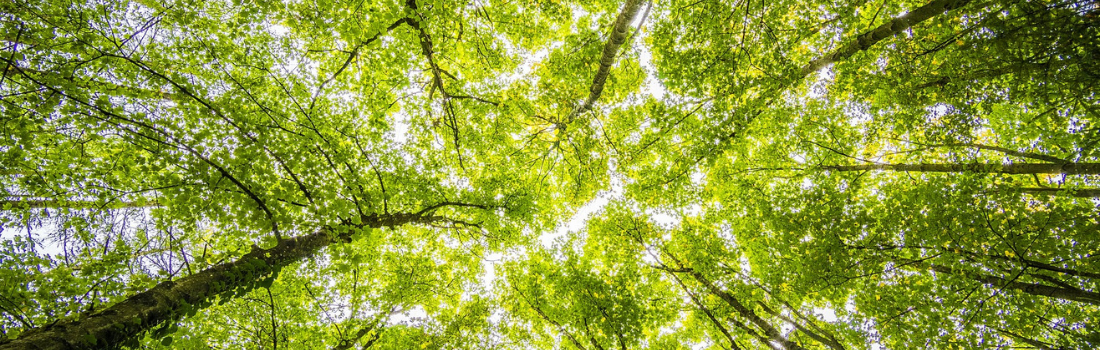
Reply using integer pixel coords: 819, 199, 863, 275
570, 0, 646, 120
656, 248, 807, 350
758, 303, 846, 350
686, 270, 809, 350
661, 267, 743, 350
798, 0, 974, 77
929, 264, 1100, 305
822, 162, 1100, 175
652, 242, 811, 350
0, 212, 441, 350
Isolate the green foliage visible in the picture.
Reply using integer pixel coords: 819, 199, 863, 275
1, 0, 1098, 349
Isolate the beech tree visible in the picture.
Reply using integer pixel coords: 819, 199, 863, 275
2, 0, 1097, 349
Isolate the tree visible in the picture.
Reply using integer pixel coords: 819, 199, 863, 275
2, 0, 1098, 349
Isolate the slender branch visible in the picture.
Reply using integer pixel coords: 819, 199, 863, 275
0, 199, 159, 210
995, 328, 1057, 350
758, 303, 844, 350
414, 201, 494, 216
448, 94, 500, 106
659, 250, 808, 350
265, 287, 278, 350
917, 142, 1069, 163
0, 23, 24, 88
509, 280, 588, 350
318, 18, 412, 90
405, 14, 470, 170
56, 53, 283, 239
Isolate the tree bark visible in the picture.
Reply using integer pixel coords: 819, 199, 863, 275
1018, 187, 1100, 198
822, 162, 1100, 175
653, 246, 806, 350
798, 0, 973, 77
686, 270, 808, 350
759, 303, 845, 350
929, 264, 1100, 305
662, 267, 743, 350
570, 0, 645, 120
0, 212, 441, 350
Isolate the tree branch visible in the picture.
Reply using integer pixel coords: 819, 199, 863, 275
798, 0, 974, 77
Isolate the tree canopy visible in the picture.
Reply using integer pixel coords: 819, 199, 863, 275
1, 0, 1098, 348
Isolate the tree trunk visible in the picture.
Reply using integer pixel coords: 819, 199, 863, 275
798, 0, 973, 77
687, 270, 808, 350
653, 246, 807, 350
570, 0, 645, 120
0, 212, 440, 350
929, 264, 1100, 305
662, 268, 743, 350
822, 162, 1100, 175
759, 303, 846, 350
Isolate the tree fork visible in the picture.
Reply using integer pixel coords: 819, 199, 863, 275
0, 212, 441, 350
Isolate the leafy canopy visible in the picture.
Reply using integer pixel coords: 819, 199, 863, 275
1, 0, 1098, 349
